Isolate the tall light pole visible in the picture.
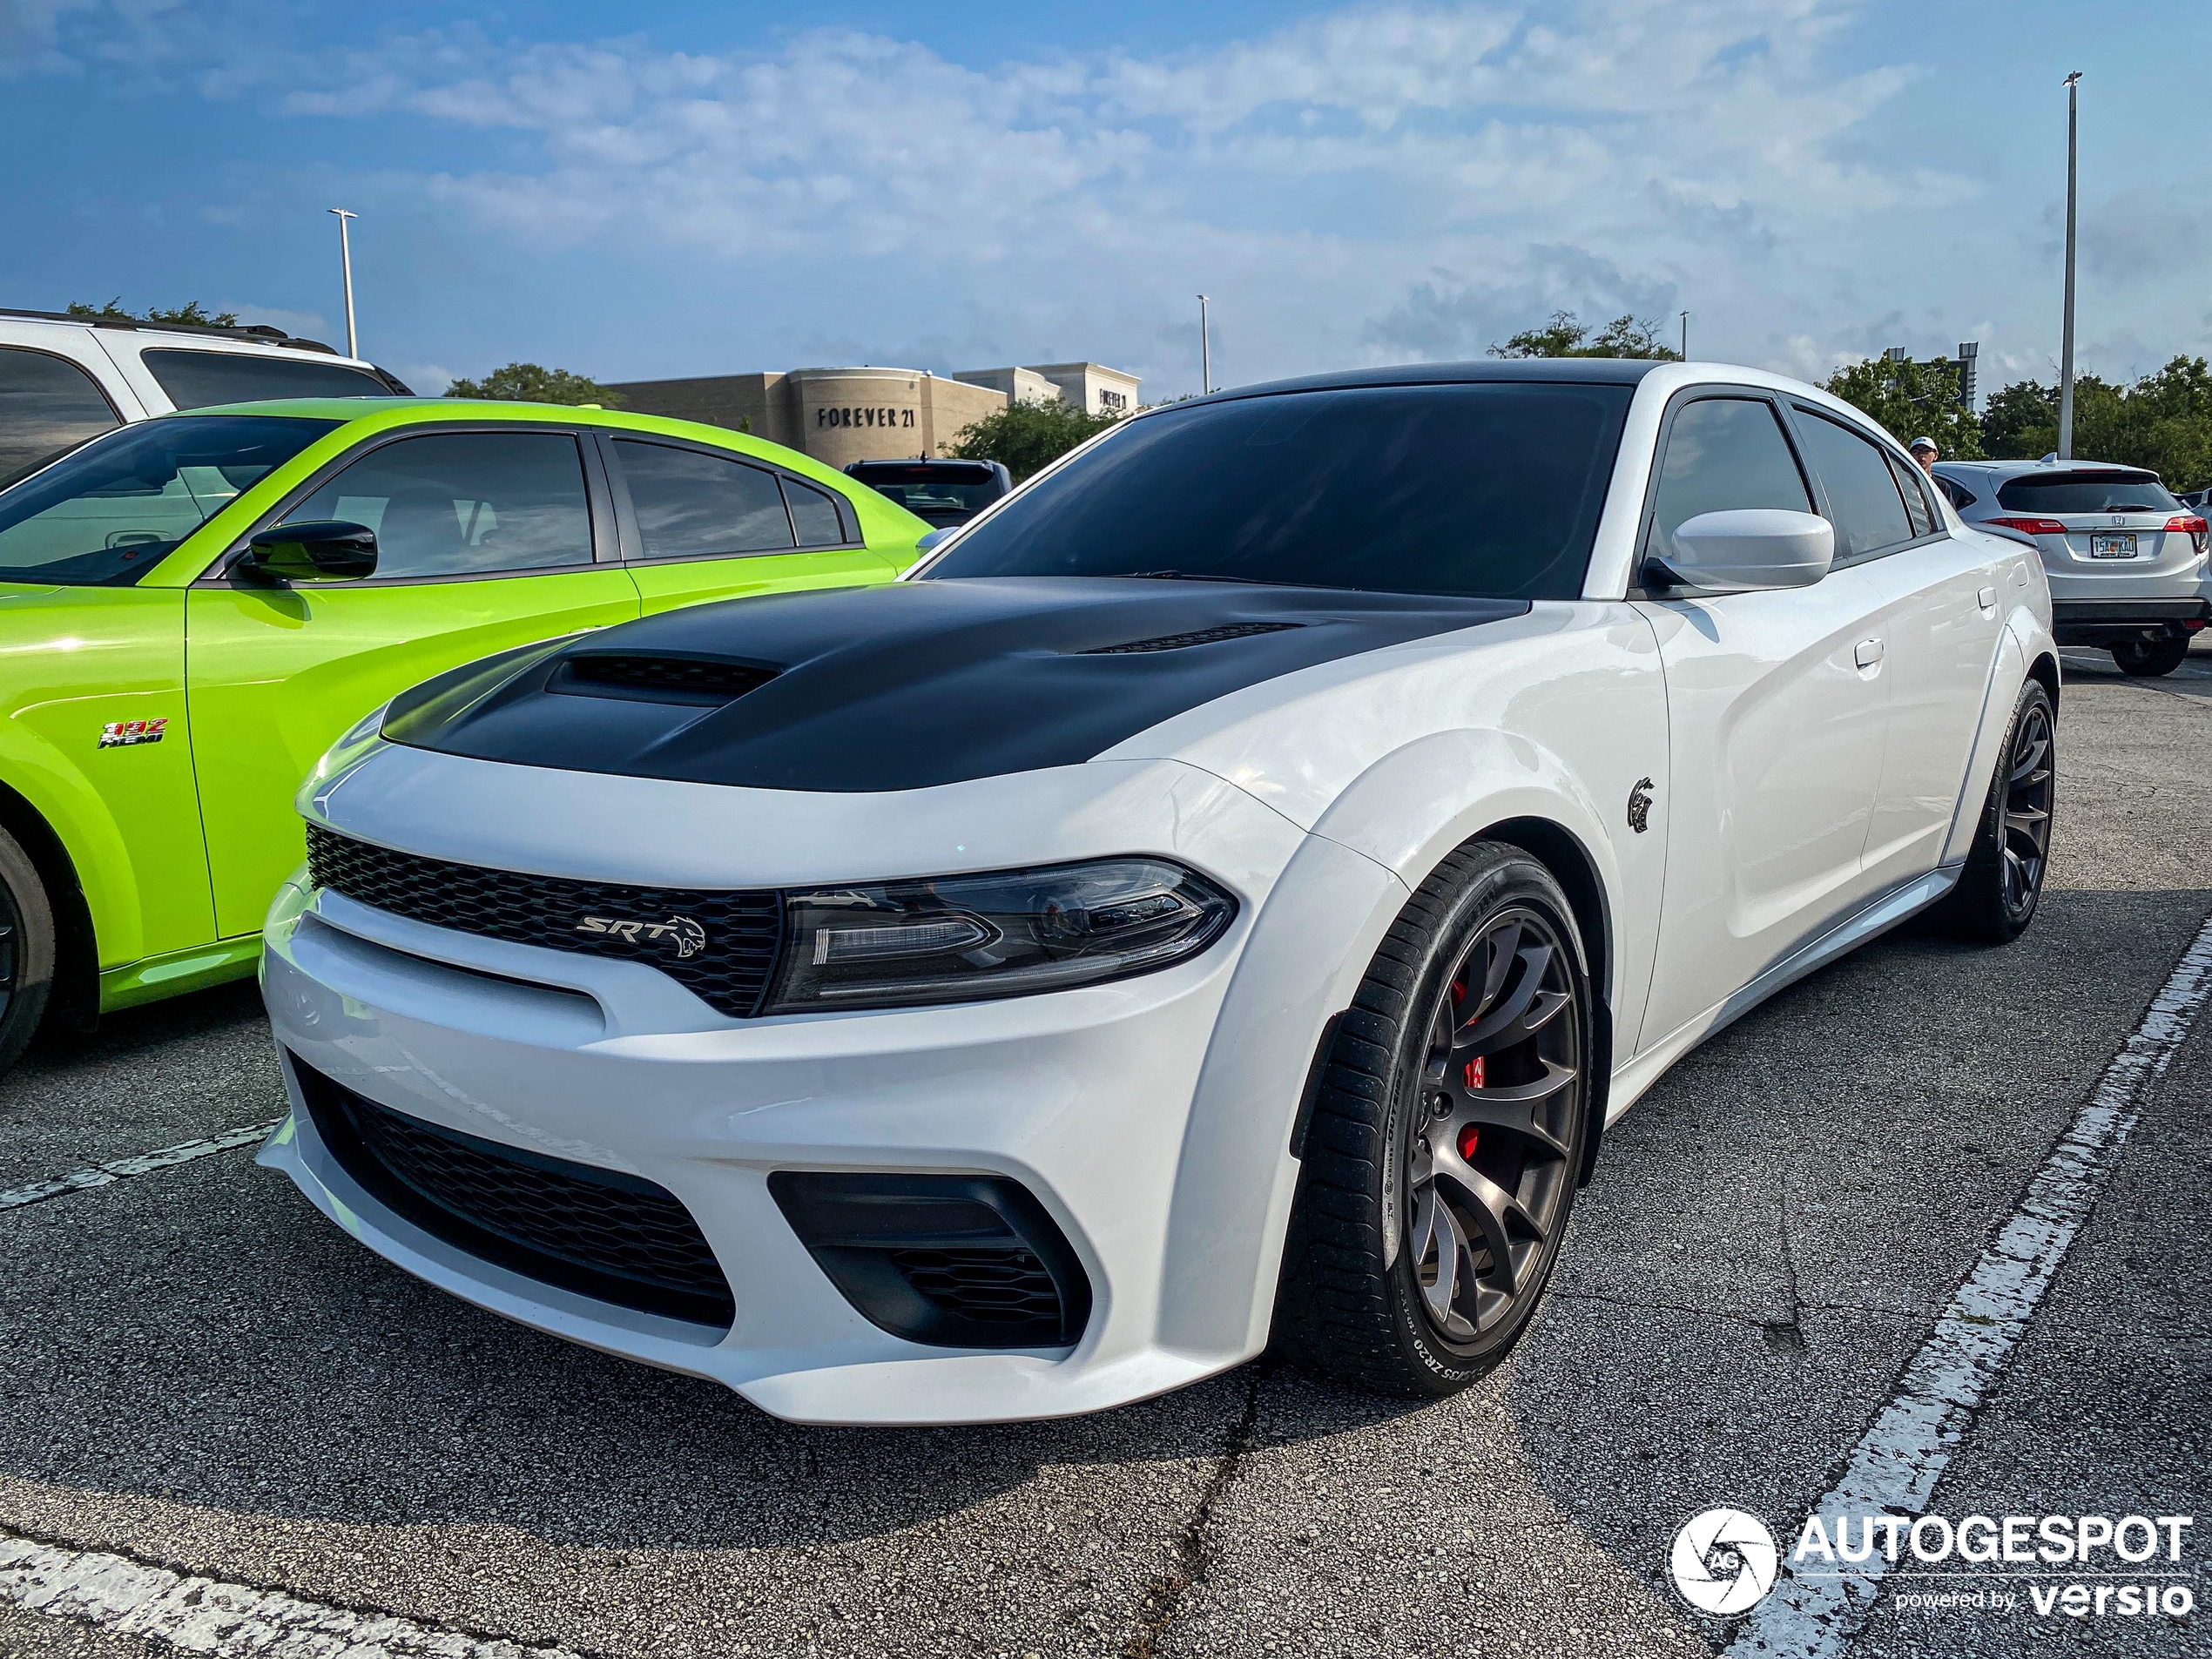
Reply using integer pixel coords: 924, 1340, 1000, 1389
2058, 72, 2081, 460
1197, 294, 1211, 395
1679, 310, 1689, 361
327, 208, 359, 359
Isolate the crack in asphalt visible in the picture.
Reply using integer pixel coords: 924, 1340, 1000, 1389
1121, 1363, 1265, 1659
1766, 1179, 1809, 1356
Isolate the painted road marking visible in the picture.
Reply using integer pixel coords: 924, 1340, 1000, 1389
0, 1527, 577, 1657
0, 1122, 280, 1214
1725, 910, 2212, 1658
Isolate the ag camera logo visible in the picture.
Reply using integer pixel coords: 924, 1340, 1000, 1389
1671, 1507, 1780, 1616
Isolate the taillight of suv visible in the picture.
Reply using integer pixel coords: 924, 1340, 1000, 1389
2165, 514, 2209, 556
1987, 516, 2067, 537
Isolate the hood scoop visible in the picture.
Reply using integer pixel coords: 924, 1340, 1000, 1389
1082, 621, 1302, 654
381, 577, 1526, 792
553, 653, 779, 707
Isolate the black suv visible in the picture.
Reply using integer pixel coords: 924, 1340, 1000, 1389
845, 459, 1012, 527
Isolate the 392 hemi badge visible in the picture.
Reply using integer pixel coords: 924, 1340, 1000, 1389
575, 914, 708, 959
98, 718, 168, 749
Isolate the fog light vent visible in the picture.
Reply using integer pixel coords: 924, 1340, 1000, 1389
768, 1172, 1091, 1350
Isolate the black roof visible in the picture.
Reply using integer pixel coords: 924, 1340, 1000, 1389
1179, 357, 1664, 410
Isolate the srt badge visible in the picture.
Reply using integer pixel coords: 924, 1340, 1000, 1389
575, 914, 709, 959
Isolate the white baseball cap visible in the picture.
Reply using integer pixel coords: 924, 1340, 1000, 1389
1909, 435, 1938, 453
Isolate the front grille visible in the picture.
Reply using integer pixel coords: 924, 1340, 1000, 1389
887, 1245, 1064, 1328
306, 824, 780, 1017
1084, 621, 1301, 654
293, 1055, 735, 1327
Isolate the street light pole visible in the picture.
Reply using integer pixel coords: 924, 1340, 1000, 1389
1197, 294, 1211, 395
2058, 72, 2081, 460
327, 208, 359, 359
1679, 310, 1689, 361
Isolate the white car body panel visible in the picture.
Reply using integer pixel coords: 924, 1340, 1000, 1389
256, 362, 2060, 1423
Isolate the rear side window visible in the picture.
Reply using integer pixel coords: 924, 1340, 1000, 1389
925, 382, 1634, 600
279, 432, 594, 579
1994, 470, 2180, 515
0, 347, 120, 485
615, 440, 795, 557
1791, 410, 1913, 560
781, 475, 848, 547
142, 348, 394, 409
1885, 452, 1937, 538
1933, 475, 1978, 510
1644, 398, 1811, 565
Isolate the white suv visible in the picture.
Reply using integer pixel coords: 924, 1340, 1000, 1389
0, 307, 411, 485
1933, 458, 2209, 675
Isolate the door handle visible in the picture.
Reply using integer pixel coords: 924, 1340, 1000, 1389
1977, 585, 1998, 610
1854, 637, 1885, 668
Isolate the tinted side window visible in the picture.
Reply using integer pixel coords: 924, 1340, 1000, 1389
281, 432, 593, 579
1885, 452, 1937, 537
615, 441, 794, 558
142, 349, 394, 409
0, 348, 121, 485
782, 475, 847, 547
1791, 410, 1913, 559
1644, 397, 1812, 564
1934, 475, 1977, 510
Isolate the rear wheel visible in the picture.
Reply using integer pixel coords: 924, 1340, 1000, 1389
1932, 679, 2054, 944
1272, 842, 1591, 1397
0, 825, 55, 1078
2111, 636, 2189, 677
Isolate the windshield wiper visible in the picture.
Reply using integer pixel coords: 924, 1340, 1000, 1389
1112, 569, 1312, 588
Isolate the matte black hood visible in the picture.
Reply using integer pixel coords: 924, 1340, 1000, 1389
381, 577, 1527, 792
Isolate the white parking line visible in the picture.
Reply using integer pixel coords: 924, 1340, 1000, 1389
0, 1122, 281, 1214
1725, 910, 2212, 1659
0, 1528, 577, 1657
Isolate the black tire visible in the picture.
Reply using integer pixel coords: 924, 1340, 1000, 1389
2111, 636, 2189, 677
1932, 678, 2055, 944
0, 823, 55, 1078
1272, 841, 1592, 1398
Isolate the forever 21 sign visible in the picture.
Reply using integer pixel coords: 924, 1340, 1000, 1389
819, 407, 917, 429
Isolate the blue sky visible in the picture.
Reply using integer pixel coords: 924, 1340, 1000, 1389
4, 1, 2205, 401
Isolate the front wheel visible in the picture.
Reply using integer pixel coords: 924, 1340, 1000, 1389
1932, 678, 2055, 943
1272, 842, 1591, 1398
0, 824, 55, 1078
2111, 636, 2189, 677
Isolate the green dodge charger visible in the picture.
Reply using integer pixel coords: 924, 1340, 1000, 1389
0, 399, 930, 1074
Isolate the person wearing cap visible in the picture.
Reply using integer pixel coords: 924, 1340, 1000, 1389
1909, 436, 1939, 475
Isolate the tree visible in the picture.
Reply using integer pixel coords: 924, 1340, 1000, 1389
444, 362, 627, 407
1979, 357, 2212, 489
1824, 355, 1985, 459
68, 298, 240, 327
1490, 311, 1682, 360
948, 396, 1122, 482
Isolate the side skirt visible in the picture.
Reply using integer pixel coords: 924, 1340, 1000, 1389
1605, 863, 1963, 1123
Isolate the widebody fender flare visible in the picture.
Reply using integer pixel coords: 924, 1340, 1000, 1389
0, 723, 146, 968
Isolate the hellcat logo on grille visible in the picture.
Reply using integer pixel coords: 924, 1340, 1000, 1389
575, 915, 709, 958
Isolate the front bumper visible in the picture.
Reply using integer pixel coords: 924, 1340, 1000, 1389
253, 750, 1401, 1424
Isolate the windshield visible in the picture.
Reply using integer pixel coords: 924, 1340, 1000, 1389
141, 349, 395, 409
921, 382, 1633, 598
0, 415, 339, 586
1995, 470, 2180, 516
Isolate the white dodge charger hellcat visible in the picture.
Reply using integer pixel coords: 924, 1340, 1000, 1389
257, 361, 2057, 1424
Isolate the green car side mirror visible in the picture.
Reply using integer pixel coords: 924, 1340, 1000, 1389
244, 521, 379, 583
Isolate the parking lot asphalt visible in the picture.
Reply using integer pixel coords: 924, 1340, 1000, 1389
1, 644, 2207, 1659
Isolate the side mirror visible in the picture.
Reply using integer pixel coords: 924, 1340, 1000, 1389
244, 520, 378, 583
1649, 509, 1833, 593
914, 526, 956, 553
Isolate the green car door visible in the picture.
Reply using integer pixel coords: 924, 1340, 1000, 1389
186, 422, 639, 937
601, 433, 905, 614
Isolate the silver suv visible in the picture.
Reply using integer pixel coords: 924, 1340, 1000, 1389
1932, 459, 2209, 675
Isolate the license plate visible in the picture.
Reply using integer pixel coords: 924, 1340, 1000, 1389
2090, 532, 2138, 558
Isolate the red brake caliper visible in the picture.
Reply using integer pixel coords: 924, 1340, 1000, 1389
1452, 979, 1481, 1160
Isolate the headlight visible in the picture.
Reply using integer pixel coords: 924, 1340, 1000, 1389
766, 857, 1236, 1012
